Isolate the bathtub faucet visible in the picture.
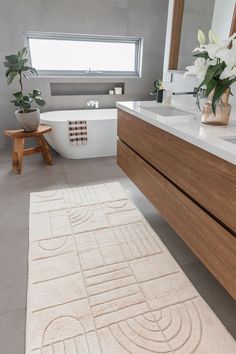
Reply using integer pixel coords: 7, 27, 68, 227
86, 100, 99, 109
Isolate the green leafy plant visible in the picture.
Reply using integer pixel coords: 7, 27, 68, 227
150, 78, 163, 95
4, 47, 46, 112
185, 30, 236, 114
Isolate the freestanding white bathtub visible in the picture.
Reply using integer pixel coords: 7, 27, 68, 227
40, 108, 117, 159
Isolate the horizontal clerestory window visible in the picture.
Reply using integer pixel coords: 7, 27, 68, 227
24, 32, 143, 78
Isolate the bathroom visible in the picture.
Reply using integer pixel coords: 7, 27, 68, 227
0, 0, 236, 353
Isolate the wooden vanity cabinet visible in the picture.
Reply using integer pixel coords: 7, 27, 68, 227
118, 109, 236, 234
117, 139, 166, 214
117, 109, 236, 299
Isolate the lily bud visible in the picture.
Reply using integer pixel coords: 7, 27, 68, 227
197, 30, 206, 45
209, 30, 218, 44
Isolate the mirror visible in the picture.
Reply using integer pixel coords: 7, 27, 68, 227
169, 0, 236, 71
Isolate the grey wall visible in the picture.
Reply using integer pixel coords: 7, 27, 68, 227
0, 0, 168, 148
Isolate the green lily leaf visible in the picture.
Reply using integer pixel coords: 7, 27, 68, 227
205, 78, 218, 97
212, 82, 230, 114
204, 63, 225, 86
193, 52, 209, 60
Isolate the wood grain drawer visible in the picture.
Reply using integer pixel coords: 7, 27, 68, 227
118, 109, 236, 233
164, 180, 236, 299
117, 139, 166, 214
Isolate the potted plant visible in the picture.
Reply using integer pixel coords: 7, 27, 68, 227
150, 78, 164, 103
4, 47, 46, 131
185, 30, 236, 125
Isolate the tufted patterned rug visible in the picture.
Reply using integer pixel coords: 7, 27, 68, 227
26, 182, 236, 354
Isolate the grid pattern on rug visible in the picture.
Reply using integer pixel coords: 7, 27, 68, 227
68, 120, 88, 146
26, 182, 236, 354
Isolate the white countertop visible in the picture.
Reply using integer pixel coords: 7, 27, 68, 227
116, 101, 236, 166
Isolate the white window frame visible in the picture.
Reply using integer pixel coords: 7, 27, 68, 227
24, 31, 143, 78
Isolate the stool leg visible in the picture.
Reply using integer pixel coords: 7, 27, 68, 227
37, 136, 53, 165
13, 137, 24, 174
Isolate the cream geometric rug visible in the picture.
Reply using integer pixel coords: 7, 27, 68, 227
27, 182, 236, 354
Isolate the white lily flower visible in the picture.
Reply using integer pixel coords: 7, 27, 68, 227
201, 33, 236, 59
220, 66, 236, 79
192, 46, 206, 53
184, 29, 236, 90
184, 58, 208, 81
208, 30, 219, 44
202, 43, 223, 59
217, 39, 236, 68
198, 30, 206, 45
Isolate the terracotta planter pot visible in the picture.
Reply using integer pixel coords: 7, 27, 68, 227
15, 108, 40, 131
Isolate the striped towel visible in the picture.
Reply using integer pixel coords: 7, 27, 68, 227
68, 120, 88, 146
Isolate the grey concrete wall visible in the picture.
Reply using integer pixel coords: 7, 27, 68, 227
0, 0, 168, 148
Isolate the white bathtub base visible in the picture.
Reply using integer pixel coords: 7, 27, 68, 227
40, 109, 117, 159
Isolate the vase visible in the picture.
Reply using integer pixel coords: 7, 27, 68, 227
201, 89, 231, 125
15, 108, 40, 131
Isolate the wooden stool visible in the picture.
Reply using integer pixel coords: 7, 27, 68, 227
4, 124, 53, 174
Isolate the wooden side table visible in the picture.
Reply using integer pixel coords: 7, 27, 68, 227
4, 124, 53, 174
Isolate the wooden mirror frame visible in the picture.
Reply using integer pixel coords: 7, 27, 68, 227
168, 0, 236, 71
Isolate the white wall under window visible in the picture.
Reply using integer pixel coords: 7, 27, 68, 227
25, 32, 143, 78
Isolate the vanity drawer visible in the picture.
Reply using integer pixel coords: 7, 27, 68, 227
117, 139, 166, 214
118, 109, 236, 233
164, 180, 236, 299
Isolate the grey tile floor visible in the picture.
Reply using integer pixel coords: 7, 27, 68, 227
0, 150, 235, 354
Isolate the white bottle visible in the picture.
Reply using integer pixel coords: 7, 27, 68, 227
162, 90, 172, 105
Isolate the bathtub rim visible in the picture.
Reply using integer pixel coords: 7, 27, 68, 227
40, 108, 117, 122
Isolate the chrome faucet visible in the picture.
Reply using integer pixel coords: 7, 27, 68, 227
172, 91, 196, 96
86, 100, 99, 109
172, 88, 206, 109
172, 88, 206, 98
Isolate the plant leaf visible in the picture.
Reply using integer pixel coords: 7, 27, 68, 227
212, 81, 231, 114
21, 101, 31, 110
23, 95, 31, 102
23, 73, 29, 80
32, 89, 41, 97
29, 67, 38, 76
21, 47, 28, 57
204, 63, 225, 86
5, 55, 18, 64
11, 100, 20, 106
21, 65, 32, 72
13, 91, 23, 99
35, 97, 46, 106
7, 71, 18, 84
205, 78, 218, 97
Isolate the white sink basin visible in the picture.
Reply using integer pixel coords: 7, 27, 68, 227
138, 105, 193, 117
221, 136, 236, 145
